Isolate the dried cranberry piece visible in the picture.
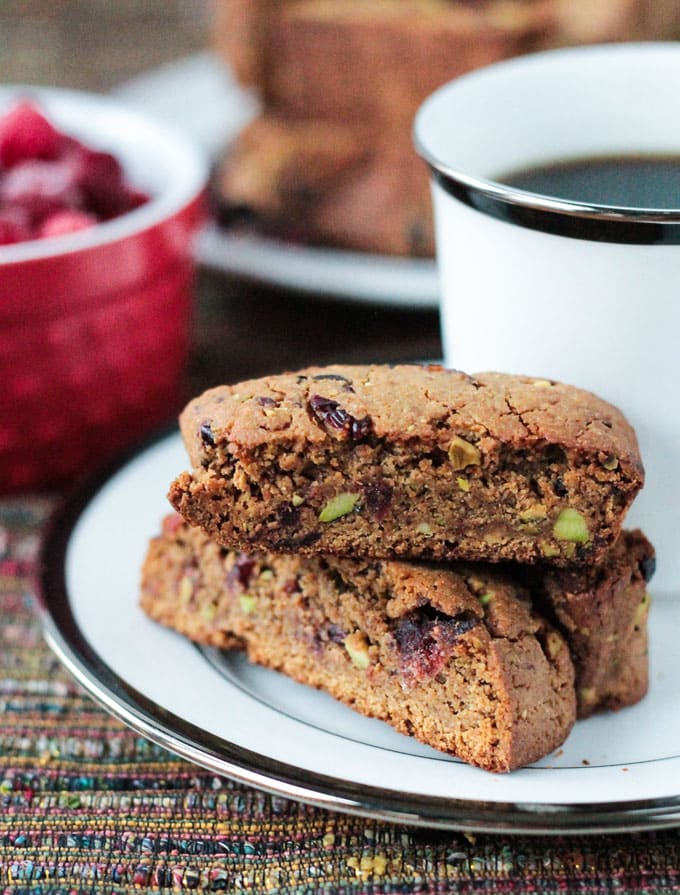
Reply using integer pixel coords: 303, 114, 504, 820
312, 623, 347, 651
277, 531, 322, 550
226, 554, 256, 592
308, 394, 373, 441
394, 606, 478, 681
363, 480, 393, 520
199, 423, 215, 447
257, 396, 277, 407
553, 477, 568, 497
326, 623, 346, 643
282, 578, 300, 595
278, 504, 300, 528
639, 554, 656, 583
350, 416, 373, 440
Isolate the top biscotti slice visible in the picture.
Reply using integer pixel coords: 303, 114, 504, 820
169, 364, 644, 566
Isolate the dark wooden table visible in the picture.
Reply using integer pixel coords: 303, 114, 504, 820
189, 270, 442, 394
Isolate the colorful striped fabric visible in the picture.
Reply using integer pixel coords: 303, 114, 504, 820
1, 497, 679, 893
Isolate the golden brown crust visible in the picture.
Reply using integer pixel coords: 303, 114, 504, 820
170, 365, 644, 568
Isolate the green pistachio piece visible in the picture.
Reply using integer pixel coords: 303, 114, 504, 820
319, 492, 359, 522
478, 592, 494, 607
416, 521, 433, 536
519, 503, 547, 523
633, 592, 651, 628
448, 435, 481, 470
344, 632, 370, 670
553, 508, 590, 543
178, 575, 194, 605
456, 476, 470, 492
580, 686, 598, 707
291, 493, 304, 507
259, 569, 274, 581
602, 454, 619, 471
239, 594, 257, 614
544, 631, 563, 659
201, 604, 216, 622
539, 540, 562, 558
465, 575, 486, 595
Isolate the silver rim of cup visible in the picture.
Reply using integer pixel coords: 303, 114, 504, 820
413, 142, 680, 245
413, 43, 680, 245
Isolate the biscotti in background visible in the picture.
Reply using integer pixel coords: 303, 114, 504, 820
169, 365, 644, 568
212, 0, 680, 256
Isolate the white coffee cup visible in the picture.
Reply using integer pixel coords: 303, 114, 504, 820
414, 43, 680, 594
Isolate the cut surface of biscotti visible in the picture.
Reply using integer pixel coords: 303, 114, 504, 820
527, 528, 654, 718
169, 364, 644, 567
140, 515, 576, 773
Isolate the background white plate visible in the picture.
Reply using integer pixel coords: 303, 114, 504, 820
37, 432, 680, 834
113, 53, 440, 308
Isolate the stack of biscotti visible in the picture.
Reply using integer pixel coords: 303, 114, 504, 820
141, 364, 654, 772
212, 0, 669, 256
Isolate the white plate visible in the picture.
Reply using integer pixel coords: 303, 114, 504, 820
112, 53, 440, 308
37, 432, 680, 834
193, 224, 440, 307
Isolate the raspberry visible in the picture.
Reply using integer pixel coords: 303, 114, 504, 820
39, 209, 97, 238
0, 101, 149, 248
0, 101, 61, 168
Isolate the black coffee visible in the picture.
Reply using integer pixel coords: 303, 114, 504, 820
502, 154, 680, 210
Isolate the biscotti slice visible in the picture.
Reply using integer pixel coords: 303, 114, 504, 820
141, 515, 576, 773
527, 528, 654, 718
251, 0, 557, 127
216, 116, 434, 256
169, 365, 644, 567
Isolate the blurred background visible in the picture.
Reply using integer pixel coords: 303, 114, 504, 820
0, 2, 208, 91
2, 1, 680, 491
0, 0, 448, 396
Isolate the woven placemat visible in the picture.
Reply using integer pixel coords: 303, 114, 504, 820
1, 497, 679, 893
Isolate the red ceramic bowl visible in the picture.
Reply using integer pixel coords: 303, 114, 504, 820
0, 87, 208, 493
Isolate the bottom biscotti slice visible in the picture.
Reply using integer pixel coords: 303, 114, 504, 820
140, 515, 576, 773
